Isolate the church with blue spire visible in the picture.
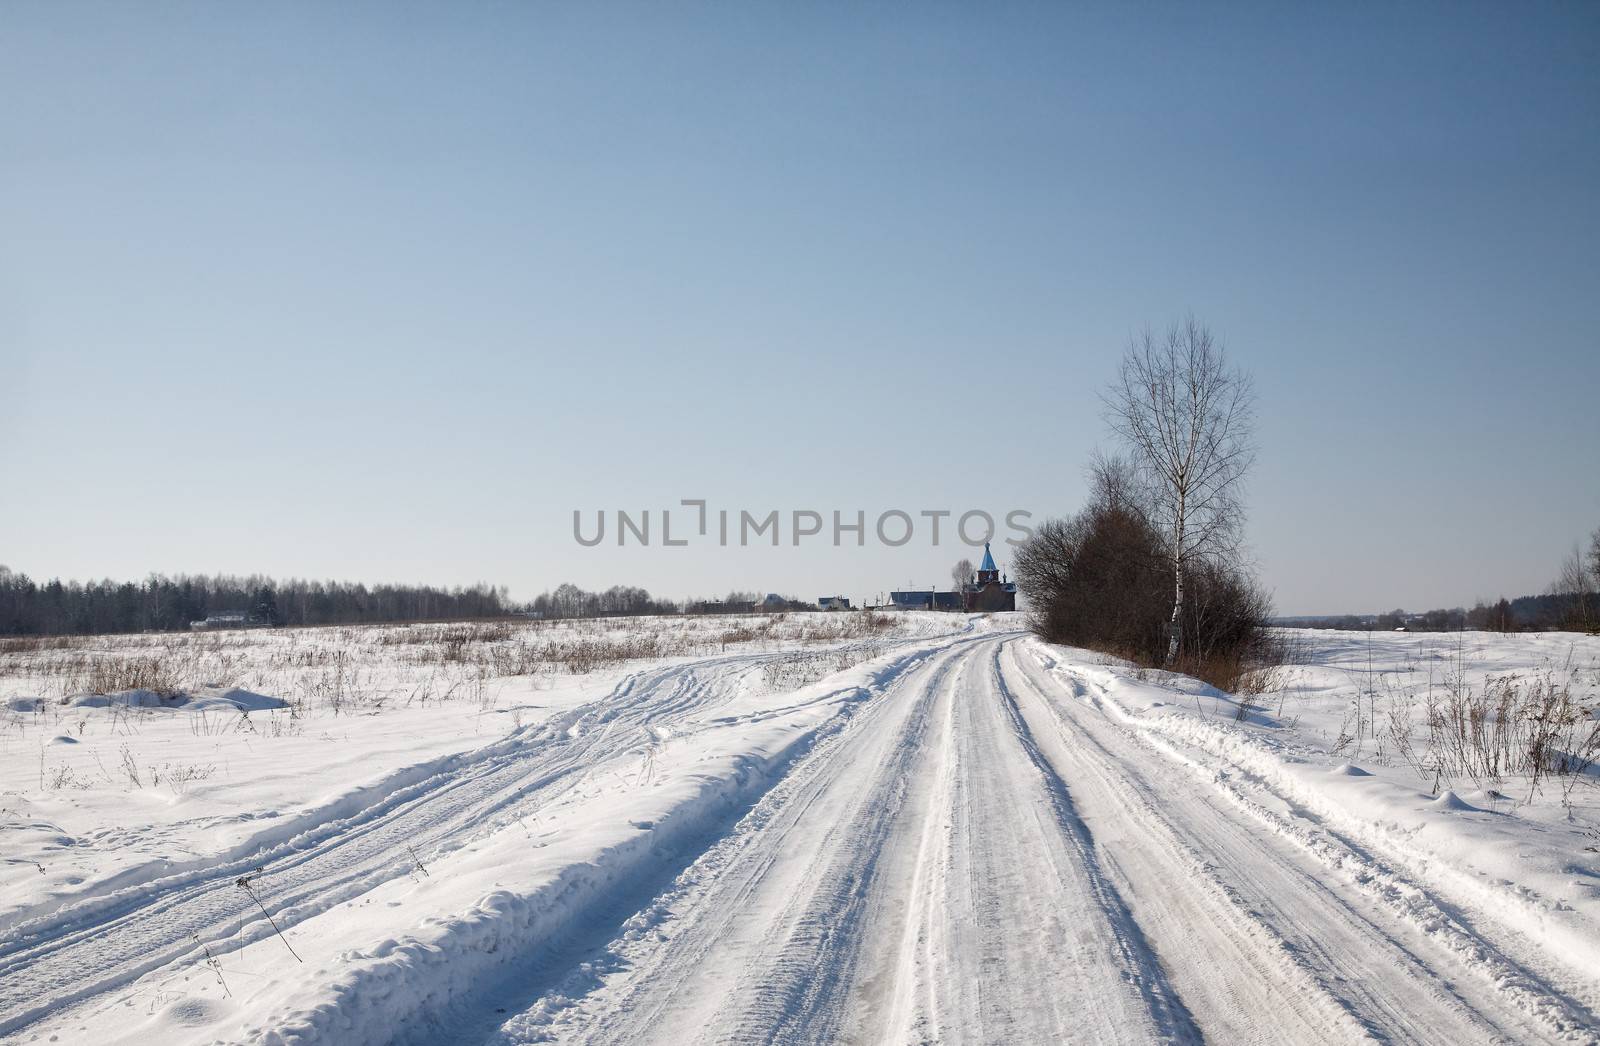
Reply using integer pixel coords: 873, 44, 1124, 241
965, 541, 1018, 612
886, 541, 1018, 613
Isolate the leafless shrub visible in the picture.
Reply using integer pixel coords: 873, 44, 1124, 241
45, 763, 93, 790
119, 743, 143, 788
262, 710, 303, 738
1423, 663, 1599, 801
298, 648, 358, 713
548, 635, 668, 674
760, 643, 882, 691
0, 635, 81, 654
188, 708, 254, 736
720, 623, 768, 647
762, 651, 834, 691
160, 762, 217, 795
193, 935, 232, 997
839, 611, 895, 639
1385, 691, 1421, 779
411, 621, 520, 663
84, 655, 185, 697
1015, 456, 1275, 695
1235, 631, 1309, 700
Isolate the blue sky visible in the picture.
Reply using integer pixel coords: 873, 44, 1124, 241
3, 2, 1597, 614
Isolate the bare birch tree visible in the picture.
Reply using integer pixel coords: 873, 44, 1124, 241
1551, 544, 1595, 631
1590, 526, 1600, 591
951, 557, 975, 590
1103, 317, 1256, 664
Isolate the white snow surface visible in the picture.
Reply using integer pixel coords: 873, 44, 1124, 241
1, 617, 1597, 1044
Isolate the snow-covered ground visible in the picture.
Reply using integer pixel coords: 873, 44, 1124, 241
1, 616, 1597, 1043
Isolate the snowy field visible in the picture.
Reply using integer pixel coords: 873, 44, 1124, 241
1, 615, 1597, 1044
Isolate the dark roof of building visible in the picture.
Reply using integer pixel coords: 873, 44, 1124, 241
890, 590, 964, 607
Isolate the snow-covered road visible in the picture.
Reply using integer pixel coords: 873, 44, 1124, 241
5, 625, 1597, 1044
486, 633, 1596, 1045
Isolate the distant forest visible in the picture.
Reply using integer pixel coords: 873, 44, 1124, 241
0, 567, 512, 636
523, 582, 685, 620
522, 585, 812, 619
0, 568, 805, 637
1281, 525, 1600, 634
1278, 592, 1597, 634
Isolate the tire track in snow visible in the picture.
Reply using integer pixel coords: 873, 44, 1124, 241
485, 635, 992, 1044
493, 633, 1598, 1045
0, 650, 817, 1038
381, 636, 974, 1046
490, 632, 1196, 1045
976, 643, 1200, 1041
1005, 640, 1600, 1044
712, 640, 965, 1046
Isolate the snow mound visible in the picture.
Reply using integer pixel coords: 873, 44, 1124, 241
1331, 763, 1372, 776
1430, 790, 1478, 812
5, 696, 44, 712
186, 686, 287, 712
163, 995, 229, 1028
61, 687, 287, 712
66, 689, 174, 709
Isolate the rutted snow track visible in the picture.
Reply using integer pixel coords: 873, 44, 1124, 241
0, 646, 891, 1039
478, 634, 1598, 1045
6, 628, 1598, 1045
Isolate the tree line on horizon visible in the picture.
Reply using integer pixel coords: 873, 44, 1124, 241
523, 584, 819, 618
0, 567, 512, 636
1281, 525, 1600, 634
0, 568, 819, 638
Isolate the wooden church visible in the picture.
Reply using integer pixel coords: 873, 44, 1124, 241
964, 542, 1017, 612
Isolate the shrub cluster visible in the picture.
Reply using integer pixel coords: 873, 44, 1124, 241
1013, 478, 1274, 691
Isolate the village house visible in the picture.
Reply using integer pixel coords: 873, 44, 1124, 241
189, 611, 252, 631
